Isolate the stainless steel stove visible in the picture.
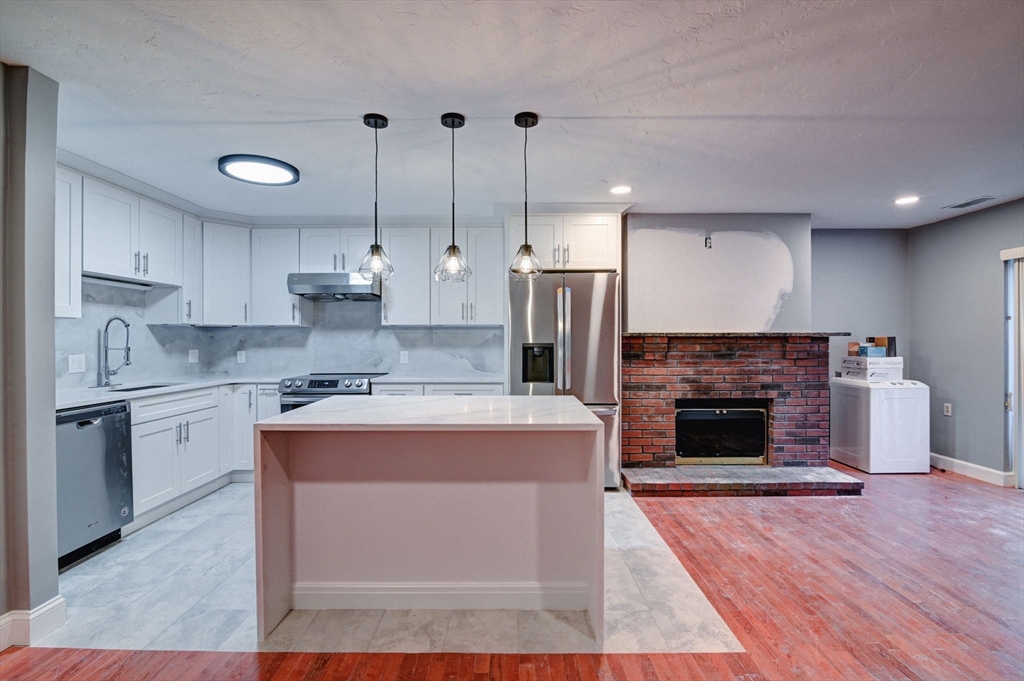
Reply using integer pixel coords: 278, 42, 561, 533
278, 372, 386, 411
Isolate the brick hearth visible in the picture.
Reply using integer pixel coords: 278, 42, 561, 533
622, 333, 836, 468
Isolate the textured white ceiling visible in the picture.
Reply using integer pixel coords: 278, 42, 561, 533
1, 0, 1022, 228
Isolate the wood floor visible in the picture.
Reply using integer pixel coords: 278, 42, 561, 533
3, 464, 1022, 680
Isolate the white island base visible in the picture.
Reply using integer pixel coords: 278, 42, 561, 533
254, 396, 605, 642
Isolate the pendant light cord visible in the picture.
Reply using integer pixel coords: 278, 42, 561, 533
451, 124, 456, 246
524, 124, 529, 243
374, 126, 379, 244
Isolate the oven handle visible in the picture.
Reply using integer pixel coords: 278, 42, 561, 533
279, 394, 329, 405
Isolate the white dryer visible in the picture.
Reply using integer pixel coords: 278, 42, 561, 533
830, 378, 931, 473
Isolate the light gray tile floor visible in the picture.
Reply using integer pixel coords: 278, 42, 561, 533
38, 483, 741, 653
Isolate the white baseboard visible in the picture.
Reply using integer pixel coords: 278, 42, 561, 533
292, 581, 589, 611
123, 471, 253, 536
0, 595, 67, 650
930, 453, 1016, 487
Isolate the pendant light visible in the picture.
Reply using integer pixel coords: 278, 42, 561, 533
508, 111, 543, 281
357, 113, 395, 282
434, 112, 472, 282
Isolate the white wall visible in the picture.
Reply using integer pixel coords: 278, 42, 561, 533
624, 214, 811, 333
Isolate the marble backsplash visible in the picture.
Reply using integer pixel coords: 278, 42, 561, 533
56, 285, 504, 390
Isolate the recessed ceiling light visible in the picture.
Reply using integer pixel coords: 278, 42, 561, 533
610, 186, 632, 195
894, 195, 919, 206
218, 154, 299, 186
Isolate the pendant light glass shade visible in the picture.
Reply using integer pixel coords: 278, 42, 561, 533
509, 112, 542, 282
358, 113, 394, 282
435, 113, 472, 282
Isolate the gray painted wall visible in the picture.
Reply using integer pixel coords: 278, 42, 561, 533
908, 199, 1024, 472
1, 61, 8, 621
625, 213, 811, 333
2, 66, 61, 613
811, 230, 910, 378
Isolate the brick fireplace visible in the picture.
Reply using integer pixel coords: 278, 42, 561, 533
621, 333, 837, 468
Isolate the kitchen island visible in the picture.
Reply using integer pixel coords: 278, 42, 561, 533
254, 395, 605, 641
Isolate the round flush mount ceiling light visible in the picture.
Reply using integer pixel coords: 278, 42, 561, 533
894, 195, 919, 206
610, 185, 632, 195
217, 154, 299, 186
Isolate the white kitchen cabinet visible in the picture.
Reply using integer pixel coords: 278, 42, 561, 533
55, 166, 82, 318
233, 385, 258, 471
425, 383, 503, 396
218, 386, 234, 476
131, 416, 181, 515
430, 226, 503, 326
180, 215, 203, 324
299, 226, 374, 273
506, 214, 620, 271
382, 227, 432, 325
138, 199, 183, 286
82, 177, 139, 280
178, 407, 220, 493
372, 383, 425, 396
251, 228, 302, 326
203, 222, 251, 325
257, 385, 281, 419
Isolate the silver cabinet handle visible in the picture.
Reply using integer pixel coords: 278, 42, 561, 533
176, 422, 182, 444
342, 253, 346, 271
184, 420, 190, 443
564, 286, 572, 390
564, 244, 569, 265
454, 392, 472, 396
333, 254, 338, 272
470, 302, 474, 321
186, 299, 192, 320
134, 251, 141, 274
462, 302, 466, 320
554, 246, 559, 265
556, 287, 564, 390
244, 303, 248, 323
248, 389, 253, 411
292, 303, 296, 322
383, 302, 388, 323
143, 252, 149, 276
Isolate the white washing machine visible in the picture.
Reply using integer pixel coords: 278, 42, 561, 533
830, 377, 931, 473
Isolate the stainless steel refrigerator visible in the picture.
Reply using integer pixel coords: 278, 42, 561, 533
509, 271, 621, 487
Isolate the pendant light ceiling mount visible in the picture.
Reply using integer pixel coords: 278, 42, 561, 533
435, 112, 472, 282
357, 113, 395, 282
514, 112, 538, 129
509, 111, 544, 282
363, 113, 388, 129
441, 113, 466, 129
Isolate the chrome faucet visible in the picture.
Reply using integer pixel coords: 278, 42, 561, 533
101, 316, 131, 387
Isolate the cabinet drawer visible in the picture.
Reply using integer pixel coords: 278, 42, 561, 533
425, 383, 503, 396
131, 387, 218, 424
373, 384, 425, 396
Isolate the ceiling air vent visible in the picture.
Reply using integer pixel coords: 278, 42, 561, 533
942, 196, 996, 210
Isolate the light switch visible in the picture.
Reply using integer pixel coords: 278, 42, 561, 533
68, 354, 86, 374
189, 349, 199, 363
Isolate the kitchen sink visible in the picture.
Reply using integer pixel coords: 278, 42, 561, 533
109, 383, 179, 392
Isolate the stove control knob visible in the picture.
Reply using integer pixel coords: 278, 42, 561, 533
283, 380, 292, 388
344, 379, 352, 388
295, 380, 303, 388
355, 379, 364, 388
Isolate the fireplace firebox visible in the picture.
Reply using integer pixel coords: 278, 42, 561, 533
675, 398, 769, 465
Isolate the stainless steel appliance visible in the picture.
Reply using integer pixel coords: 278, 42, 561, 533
287, 272, 381, 301
509, 271, 621, 487
278, 372, 387, 411
56, 401, 133, 568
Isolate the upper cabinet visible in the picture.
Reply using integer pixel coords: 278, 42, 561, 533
251, 228, 303, 326
430, 226, 503, 326
82, 177, 183, 286
299, 226, 374, 273
202, 222, 251, 325
55, 166, 83, 318
506, 213, 620, 271
180, 215, 203, 324
381, 227, 432, 325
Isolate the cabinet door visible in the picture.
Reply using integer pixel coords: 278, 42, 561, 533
562, 214, 620, 270
430, 226, 469, 325
507, 214, 560, 270
340, 227, 375, 273
425, 383, 503, 396
257, 385, 281, 419
82, 177, 139, 280
131, 417, 181, 515
233, 385, 258, 471
372, 384, 425, 396
55, 167, 82, 318
299, 227, 341, 273
203, 222, 251, 325
468, 227, 504, 325
218, 386, 234, 475
180, 408, 220, 493
181, 215, 203, 324
139, 199, 183, 286
251, 228, 301, 325
382, 227, 431, 325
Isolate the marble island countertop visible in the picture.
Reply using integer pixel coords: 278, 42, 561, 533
372, 373, 504, 384
257, 395, 601, 431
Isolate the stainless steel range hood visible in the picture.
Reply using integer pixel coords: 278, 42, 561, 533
287, 272, 381, 301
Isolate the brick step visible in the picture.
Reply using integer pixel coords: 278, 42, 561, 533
622, 464, 864, 497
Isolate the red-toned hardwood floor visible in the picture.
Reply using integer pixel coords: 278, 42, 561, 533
2, 464, 1022, 680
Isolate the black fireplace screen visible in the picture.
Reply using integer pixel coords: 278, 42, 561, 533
675, 399, 768, 459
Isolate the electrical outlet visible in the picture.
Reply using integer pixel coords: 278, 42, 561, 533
189, 349, 199, 363
943, 403, 952, 417
400, 351, 409, 364
68, 354, 86, 374
237, 350, 246, 364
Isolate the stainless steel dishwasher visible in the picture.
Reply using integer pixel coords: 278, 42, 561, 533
56, 401, 133, 567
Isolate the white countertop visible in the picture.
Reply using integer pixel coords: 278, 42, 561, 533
257, 395, 601, 431
56, 375, 284, 411
372, 373, 504, 384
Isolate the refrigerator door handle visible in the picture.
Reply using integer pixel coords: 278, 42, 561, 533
556, 287, 565, 390
564, 286, 572, 390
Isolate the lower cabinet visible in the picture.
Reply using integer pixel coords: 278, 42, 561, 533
131, 405, 219, 515
232, 383, 281, 471
373, 383, 425, 396
372, 382, 504, 396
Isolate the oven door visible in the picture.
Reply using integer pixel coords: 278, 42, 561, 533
279, 394, 329, 413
